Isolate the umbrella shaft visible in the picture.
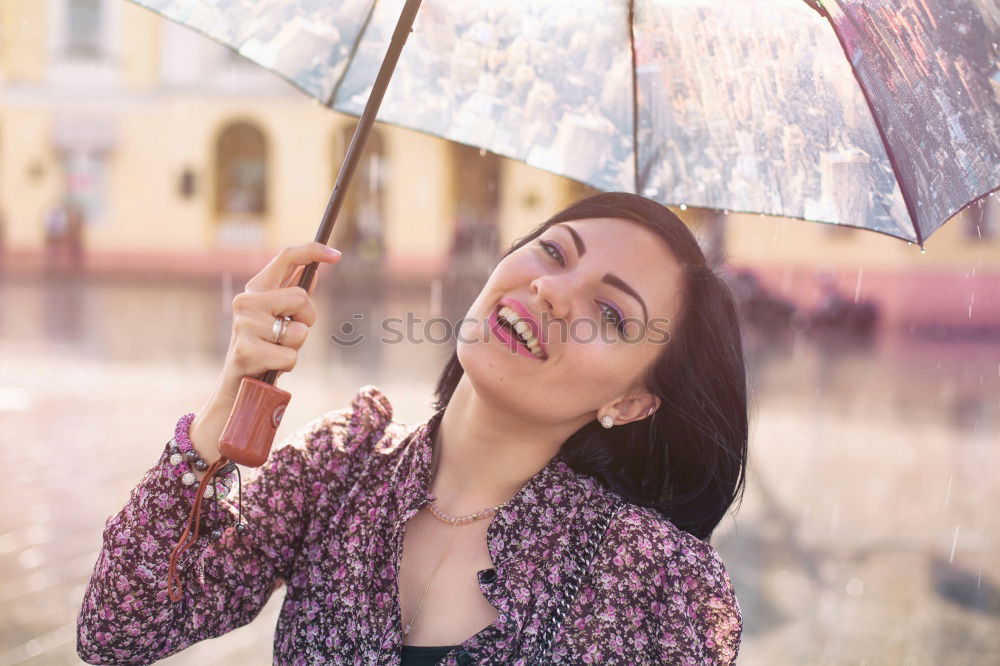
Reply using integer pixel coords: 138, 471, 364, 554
262, 0, 423, 387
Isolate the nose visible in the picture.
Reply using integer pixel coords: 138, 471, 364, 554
530, 274, 569, 321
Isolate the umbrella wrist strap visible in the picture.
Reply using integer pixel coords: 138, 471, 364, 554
166, 455, 234, 602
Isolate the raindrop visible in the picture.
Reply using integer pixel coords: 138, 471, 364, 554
479, 148, 487, 157
723, 209, 730, 215
949, 524, 960, 563
846, 578, 864, 596
679, 204, 687, 211
944, 473, 953, 506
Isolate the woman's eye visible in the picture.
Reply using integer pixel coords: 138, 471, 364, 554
538, 240, 565, 267
599, 302, 626, 333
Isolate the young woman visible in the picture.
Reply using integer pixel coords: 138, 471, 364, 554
78, 192, 748, 665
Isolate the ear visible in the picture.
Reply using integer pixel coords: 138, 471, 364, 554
599, 392, 661, 427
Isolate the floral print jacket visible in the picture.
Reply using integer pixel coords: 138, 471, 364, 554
77, 385, 742, 665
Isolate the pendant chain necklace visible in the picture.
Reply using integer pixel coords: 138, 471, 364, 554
402, 499, 509, 637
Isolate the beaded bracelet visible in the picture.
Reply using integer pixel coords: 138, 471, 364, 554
170, 412, 247, 538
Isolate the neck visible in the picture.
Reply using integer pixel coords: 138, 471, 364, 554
428, 376, 581, 514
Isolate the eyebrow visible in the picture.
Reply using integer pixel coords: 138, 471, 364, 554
554, 222, 649, 323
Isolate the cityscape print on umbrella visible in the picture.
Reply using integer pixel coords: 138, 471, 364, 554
132, 0, 1000, 245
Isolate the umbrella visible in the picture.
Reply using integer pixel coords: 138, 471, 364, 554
125, 0, 1000, 465
131, 0, 999, 248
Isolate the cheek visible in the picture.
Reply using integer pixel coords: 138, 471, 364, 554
456, 315, 479, 345
561, 334, 655, 386
561, 328, 626, 373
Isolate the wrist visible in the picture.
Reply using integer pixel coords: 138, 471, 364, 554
189, 398, 234, 464
170, 411, 237, 495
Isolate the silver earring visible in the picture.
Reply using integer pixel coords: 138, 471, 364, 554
599, 414, 614, 429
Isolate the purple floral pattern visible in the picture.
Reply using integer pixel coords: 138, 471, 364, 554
77, 385, 742, 664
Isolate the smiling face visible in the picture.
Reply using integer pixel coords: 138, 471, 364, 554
456, 216, 685, 426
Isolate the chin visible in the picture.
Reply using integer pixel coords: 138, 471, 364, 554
453, 348, 560, 426
456, 336, 516, 399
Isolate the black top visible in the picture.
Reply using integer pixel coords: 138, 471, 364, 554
400, 644, 463, 665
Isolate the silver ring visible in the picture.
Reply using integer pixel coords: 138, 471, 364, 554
271, 315, 292, 345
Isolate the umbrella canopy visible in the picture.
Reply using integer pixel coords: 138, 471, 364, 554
131, 0, 1000, 246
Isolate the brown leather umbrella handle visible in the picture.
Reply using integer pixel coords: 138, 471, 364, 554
209, 0, 423, 469
217, 376, 292, 467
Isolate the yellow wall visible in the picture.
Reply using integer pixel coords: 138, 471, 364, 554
497, 160, 577, 249
381, 126, 453, 271
0, 0, 47, 83
725, 206, 1000, 271
121, 3, 161, 88
0, 109, 64, 247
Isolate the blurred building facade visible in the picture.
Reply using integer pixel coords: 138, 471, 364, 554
0, 0, 998, 330
0, 0, 580, 281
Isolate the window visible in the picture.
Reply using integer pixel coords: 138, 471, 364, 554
66, 0, 102, 59
449, 144, 501, 269
443, 144, 502, 324
215, 122, 268, 217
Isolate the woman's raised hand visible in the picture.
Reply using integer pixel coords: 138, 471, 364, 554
189, 242, 342, 469
219, 242, 342, 399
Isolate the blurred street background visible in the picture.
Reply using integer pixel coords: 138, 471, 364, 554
1, 2, 998, 664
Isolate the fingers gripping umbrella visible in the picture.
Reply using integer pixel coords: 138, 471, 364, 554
129, 0, 1000, 468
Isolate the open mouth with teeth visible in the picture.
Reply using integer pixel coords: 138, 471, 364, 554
496, 305, 547, 360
